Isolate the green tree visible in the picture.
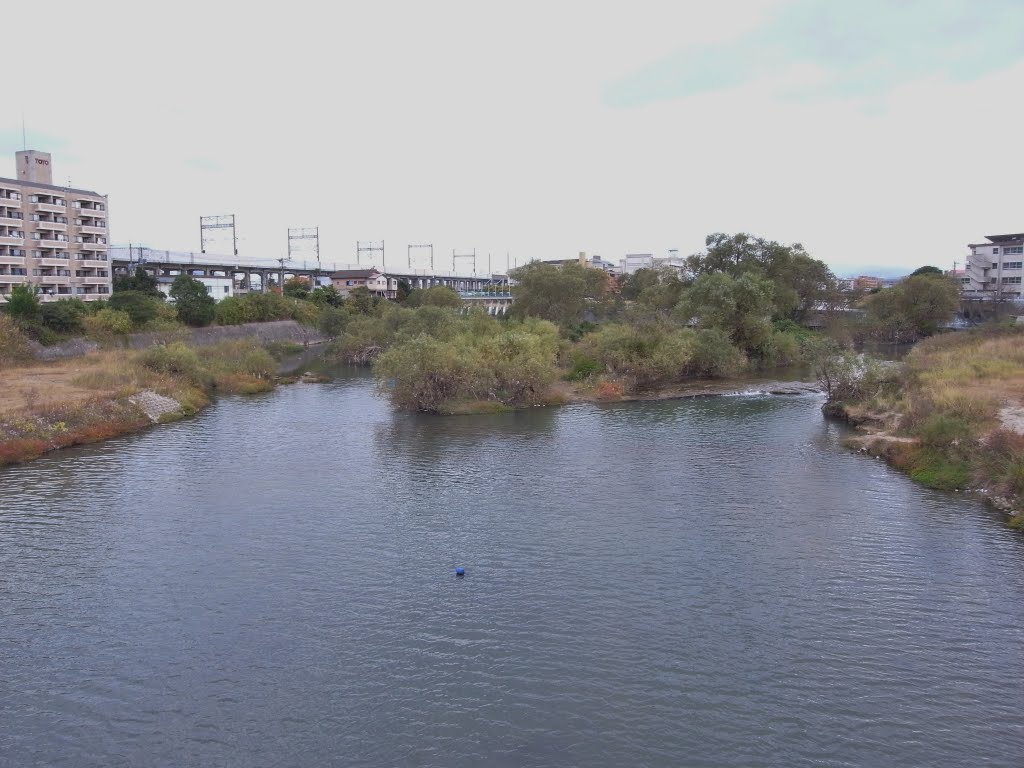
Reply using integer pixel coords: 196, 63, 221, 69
347, 286, 381, 315
283, 276, 311, 300
686, 233, 838, 319
113, 266, 162, 297
678, 271, 775, 354
4, 284, 41, 326
863, 274, 960, 342
509, 261, 609, 327
309, 285, 343, 307
108, 290, 162, 327
619, 268, 662, 301
909, 265, 943, 277
169, 274, 216, 327
405, 285, 463, 309
39, 298, 88, 334
317, 306, 351, 339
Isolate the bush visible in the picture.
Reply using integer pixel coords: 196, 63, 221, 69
108, 291, 163, 327
317, 306, 351, 339
0, 314, 34, 366
405, 285, 463, 309
375, 335, 484, 411
757, 330, 803, 368
689, 329, 746, 377
4, 284, 40, 325
567, 353, 601, 381
213, 292, 309, 325
372, 316, 560, 411
39, 299, 88, 335
83, 308, 133, 339
139, 342, 204, 383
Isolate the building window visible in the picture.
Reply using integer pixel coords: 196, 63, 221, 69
224, 286, 229, 293
1001, 276, 1022, 285
1006, 247, 1023, 255
993, 247, 1000, 254
1005, 262, 1023, 270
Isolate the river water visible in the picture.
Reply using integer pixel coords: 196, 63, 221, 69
2, 368, 1023, 767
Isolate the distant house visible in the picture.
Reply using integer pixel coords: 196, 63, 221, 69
853, 275, 885, 291
156, 275, 233, 302
330, 268, 391, 298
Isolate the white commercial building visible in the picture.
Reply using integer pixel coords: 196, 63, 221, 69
962, 233, 1024, 301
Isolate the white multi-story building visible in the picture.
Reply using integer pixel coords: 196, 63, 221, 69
618, 250, 688, 276
0, 150, 111, 303
962, 233, 1023, 301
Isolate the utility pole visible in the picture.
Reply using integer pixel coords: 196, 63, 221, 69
453, 248, 476, 277
408, 243, 433, 272
200, 214, 237, 255
274, 256, 290, 292
357, 240, 384, 269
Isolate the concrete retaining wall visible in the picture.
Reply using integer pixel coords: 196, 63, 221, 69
32, 321, 327, 361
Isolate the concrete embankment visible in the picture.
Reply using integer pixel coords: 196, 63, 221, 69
32, 320, 327, 361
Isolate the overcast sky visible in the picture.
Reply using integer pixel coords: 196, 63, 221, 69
2, 0, 1022, 277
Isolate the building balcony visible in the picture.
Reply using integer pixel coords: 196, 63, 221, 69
37, 275, 71, 285
0, 234, 24, 246
0, 273, 28, 284
35, 220, 68, 231
35, 236, 69, 247
0, 192, 21, 204
32, 201, 66, 214
38, 256, 72, 267
0, 214, 23, 226
78, 224, 106, 235
80, 276, 111, 285
0, 254, 25, 266
76, 256, 109, 265
79, 242, 108, 250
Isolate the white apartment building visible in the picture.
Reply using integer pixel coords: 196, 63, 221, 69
618, 250, 688, 276
961, 233, 1024, 301
0, 150, 111, 303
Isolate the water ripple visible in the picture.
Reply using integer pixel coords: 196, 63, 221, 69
1, 372, 1023, 767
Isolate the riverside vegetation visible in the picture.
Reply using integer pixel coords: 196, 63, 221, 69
324, 233, 961, 413
5, 231, 1003, 508
817, 324, 1024, 524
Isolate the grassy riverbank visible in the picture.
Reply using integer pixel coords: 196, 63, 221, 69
0, 339, 286, 466
826, 324, 1024, 524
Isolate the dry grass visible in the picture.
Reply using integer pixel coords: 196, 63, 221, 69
863, 326, 1024, 510
0, 339, 281, 465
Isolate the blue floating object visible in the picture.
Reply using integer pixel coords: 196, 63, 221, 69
455, 567, 465, 577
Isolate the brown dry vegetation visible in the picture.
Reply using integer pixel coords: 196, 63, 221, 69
842, 324, 1024, 523
0, 340, 279, 466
